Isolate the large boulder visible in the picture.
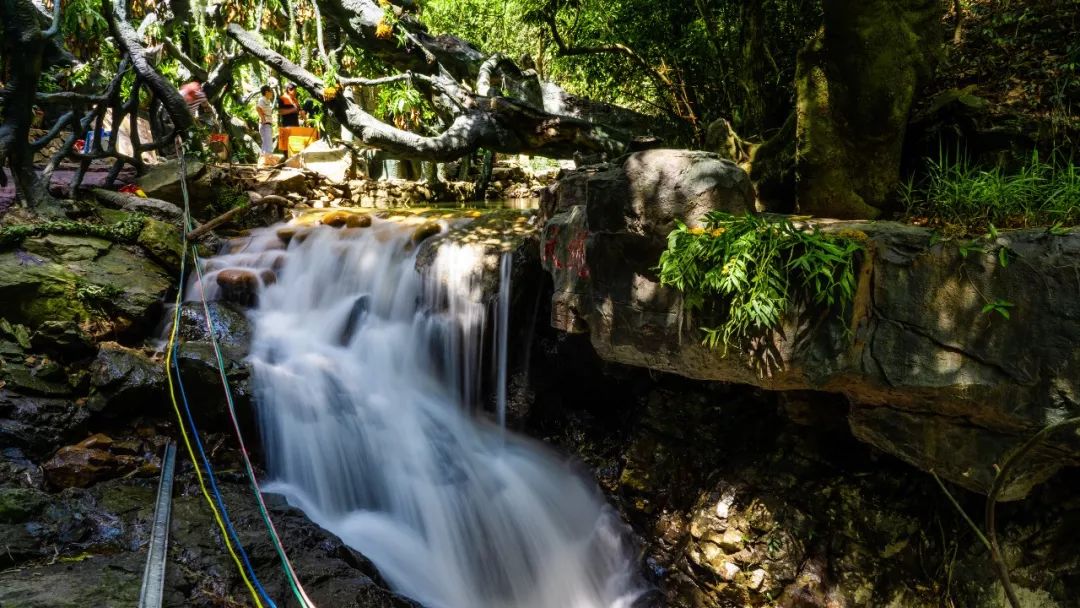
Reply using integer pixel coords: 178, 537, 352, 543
138, 157, 225, 215
0, 235, 171, 339
541, 162, 1080, 500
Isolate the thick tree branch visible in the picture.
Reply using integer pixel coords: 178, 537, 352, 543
0, 0, 60, 206
104, 0, 193, 134
30, 111, 75, 152
227, 24, 622, 160
162, 38, 209, 81
34, 90, 109, 105
43, 0, 61, 37
318, 0, 656, 137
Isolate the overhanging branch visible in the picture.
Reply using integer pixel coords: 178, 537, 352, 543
104, 0, 192, 134
227, 24, 623, 160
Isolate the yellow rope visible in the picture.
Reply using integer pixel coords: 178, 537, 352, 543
164, 249, 266, 608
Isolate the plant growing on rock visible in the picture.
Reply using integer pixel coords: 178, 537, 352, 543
657, 212, 863, 351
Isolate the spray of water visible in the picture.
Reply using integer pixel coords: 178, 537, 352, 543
198, 217, 642, 608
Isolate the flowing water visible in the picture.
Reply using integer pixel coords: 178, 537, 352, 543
194, 216, 642, 608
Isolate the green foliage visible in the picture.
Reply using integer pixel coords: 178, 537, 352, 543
419, 0, 820, 139
657, 212, 863, 351
376, 82, 431, 130
205, 187, 251, 217
980, 298, 1014, 320
901, 151, 1080, 232
0, 216, 147, 249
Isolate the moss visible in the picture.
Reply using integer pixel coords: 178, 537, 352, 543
0, 215, 147, 250
136, 218, 184, 271
0, 488, 48, 524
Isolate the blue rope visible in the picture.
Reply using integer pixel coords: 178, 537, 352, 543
171, 338, 279, 608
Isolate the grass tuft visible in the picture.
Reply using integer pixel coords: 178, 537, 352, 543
901, 151, 1080, 232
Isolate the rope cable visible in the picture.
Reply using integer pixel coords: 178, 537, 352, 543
163, 225, 268, 608
170, 336, 279, 607
174, 140, 317, 608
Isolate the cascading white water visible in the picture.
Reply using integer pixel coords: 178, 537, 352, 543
198, 216, 643, 608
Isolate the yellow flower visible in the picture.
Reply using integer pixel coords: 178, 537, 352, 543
710, 227, 726, 237
689, 227, 706, 235
323, 86, 338, 101
375, 20, 393, 39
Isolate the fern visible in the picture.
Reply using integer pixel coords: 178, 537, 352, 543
657, 212, 863, 351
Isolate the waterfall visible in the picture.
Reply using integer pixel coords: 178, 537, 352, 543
494, 252, 512, 428
198, 216, 643, 608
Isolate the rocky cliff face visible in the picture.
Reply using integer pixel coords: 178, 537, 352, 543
540, 149, 1080, 501
519, 330, 1080, 608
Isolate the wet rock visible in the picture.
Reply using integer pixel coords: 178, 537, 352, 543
174, 340, 254, 435
0, 487, 48, 523
339, 294, 371, 345
276, 225, 312, 245
321, 210, 352, 227
0, 392, 90, 457
0, 447, 45, 488
0, 552, 146, 605
410, 221, 442, 245
30, 320, 95, 360
88, 342, 166, 417
0, 522, 40, 568
177, 301, 252, 349
136, 217, 184, 273
42, 434, 147, 489
0, 348, 77, 396
321, 210, 372, 229
216, 268, 261, 306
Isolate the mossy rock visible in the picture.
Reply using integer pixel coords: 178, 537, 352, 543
20, 234, 111, 262
0, 487, 48, 524
0, 248, 94, 329
136, 217, 184, 272
0, 235, 171, 336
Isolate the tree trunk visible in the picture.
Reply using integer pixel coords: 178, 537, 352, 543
0, 0, 65, 208
794, 0, 944, 219
738, 0, 768, 136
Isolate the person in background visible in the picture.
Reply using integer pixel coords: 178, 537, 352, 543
278, 83, 301, 127
179, 80, 214, 124
255, 85, 275, 164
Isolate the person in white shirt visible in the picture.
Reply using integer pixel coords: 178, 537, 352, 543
255, 85, 276, 162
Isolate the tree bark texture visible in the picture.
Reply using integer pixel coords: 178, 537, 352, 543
0, 0, 71, 206
104, 0, 193, 135
794, 0, 944, 219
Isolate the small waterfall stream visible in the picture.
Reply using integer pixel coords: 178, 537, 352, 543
195, 216, 642, 608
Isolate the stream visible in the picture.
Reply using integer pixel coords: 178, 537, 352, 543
194, 216, 643, 608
